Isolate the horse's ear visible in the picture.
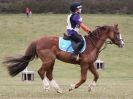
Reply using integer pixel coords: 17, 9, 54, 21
96, 26, 101, 28
114, 24, 118, 29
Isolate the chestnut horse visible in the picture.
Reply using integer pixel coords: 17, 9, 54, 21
3, 24, 124, 93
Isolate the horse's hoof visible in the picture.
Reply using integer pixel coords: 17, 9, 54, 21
69, 84, 75, 91
57, 89, 63, 94
88, 87, 92, 92
88, 81, 96, 92
45, 89, 49, 92
43, 86, 50, 91
69, 88, 72, 91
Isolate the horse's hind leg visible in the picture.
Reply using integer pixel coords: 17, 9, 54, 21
46, 62, 62, 93
37, 49, 62, 93
37, 49, 55, 91
38, 63, 50, 91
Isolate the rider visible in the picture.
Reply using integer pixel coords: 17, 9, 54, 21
66, 2, 92, 60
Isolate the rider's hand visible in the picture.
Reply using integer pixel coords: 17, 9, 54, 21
88, 31, 93, 36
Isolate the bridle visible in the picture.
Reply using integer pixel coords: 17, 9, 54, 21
111, 32, 124, 45
87, 25, 124, 53
88, 27, 124, 53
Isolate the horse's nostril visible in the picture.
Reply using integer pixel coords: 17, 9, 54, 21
119, 43, 124, 48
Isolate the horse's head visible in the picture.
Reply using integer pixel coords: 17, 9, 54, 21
108, 24, 125, 48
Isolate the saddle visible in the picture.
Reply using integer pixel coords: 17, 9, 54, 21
63, 33, 70, 40
59, 34, 86, 53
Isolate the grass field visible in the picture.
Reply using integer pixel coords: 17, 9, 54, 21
0, 14, 133, 99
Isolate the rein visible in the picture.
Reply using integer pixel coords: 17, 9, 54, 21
99, 40, 112, 53
88, 33, 112, 53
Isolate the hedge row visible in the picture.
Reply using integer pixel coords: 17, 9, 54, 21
0, 0, 133, 14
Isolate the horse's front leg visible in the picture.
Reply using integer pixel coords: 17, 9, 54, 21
69, 63, 89, 91
88, 63, 99, 91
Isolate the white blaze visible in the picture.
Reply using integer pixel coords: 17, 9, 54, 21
119, 33, 125, 47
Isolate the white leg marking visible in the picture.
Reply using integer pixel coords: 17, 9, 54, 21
50, 80, 62, 93
69, 84, 76, 91
43, 77, 50, 91
88, 81, 96, 92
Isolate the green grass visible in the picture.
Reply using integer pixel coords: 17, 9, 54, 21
0, 14, 133, 99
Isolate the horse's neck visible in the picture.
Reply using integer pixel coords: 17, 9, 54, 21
95, 34, 107, 51
86, 33, 108, 52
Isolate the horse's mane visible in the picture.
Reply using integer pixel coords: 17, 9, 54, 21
92, 26, 101, 35
92, 25, 112, 36
93, 25, 109, 33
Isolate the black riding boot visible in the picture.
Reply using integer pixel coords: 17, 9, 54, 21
72, 40, 84, 59
70, 32, 84, 60
72, 47, 79, 59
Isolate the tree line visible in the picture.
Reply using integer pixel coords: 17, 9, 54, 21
0, 0, 133, 14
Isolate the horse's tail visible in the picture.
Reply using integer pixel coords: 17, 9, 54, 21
3, 41, 37, 77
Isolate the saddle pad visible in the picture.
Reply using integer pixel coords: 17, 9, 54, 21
59, 37, 86, 53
